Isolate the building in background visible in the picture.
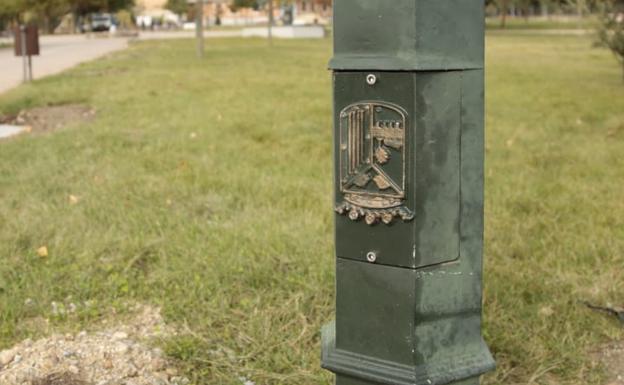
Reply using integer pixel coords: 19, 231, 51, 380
290, 0, 332, 22
138, 0, 332, 29
135, 0, 182, 28
186, 0, 267, 27
136, 0, 168, 11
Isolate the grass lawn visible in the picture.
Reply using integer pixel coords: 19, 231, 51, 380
485, 15, 600, 30
0, 33, 623, 384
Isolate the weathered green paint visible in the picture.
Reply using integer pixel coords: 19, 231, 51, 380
322, 0, 493, 384
330, 0, 484, 71
334, 72, 462, 269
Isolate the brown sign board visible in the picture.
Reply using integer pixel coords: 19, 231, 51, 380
14, 25, 40, 56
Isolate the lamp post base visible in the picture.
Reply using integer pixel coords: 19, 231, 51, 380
336, 375, 480, 385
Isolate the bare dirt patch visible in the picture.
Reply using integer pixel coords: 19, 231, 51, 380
0, 304, 189, 385
0, 104, 95, 134
594, 341, 624, 385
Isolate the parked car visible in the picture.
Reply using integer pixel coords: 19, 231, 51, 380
90, 13, 116, 32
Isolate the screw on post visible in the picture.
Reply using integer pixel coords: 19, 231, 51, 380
366, 251, 377, 263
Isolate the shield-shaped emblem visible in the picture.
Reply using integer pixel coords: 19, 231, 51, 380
336, 101, 414, 225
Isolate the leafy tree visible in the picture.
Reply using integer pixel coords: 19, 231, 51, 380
165, 0, 188, 15
1, 0, 135, 32
0, 0, 25, 29
230, 0, 258, 12
25, 0, 70, 33
492, 0, 541, 28
564, 0, 590, 17
107, 0, 134, 12
66, 0, 134, 15
597, 0, 624, 81
495, 0, 511, 27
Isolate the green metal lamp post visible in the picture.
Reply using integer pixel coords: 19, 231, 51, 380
321, 1, 495, 385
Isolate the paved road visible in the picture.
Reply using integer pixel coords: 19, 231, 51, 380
0, 34, 128, 94
137, 30, 242, 40
0, 30, 243, 95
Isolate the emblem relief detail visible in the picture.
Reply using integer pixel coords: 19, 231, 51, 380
335, 101, 414, 225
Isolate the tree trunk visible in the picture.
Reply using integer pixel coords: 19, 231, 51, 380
44, 15, 52, 34
577, 0, 583, 18
268, 0, 273, 45
196, 0, 204, 58
72, 10, 79, 34
500, 0, 508, 28
540, 0, 549, 18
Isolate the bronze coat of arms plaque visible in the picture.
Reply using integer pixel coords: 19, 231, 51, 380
335, 101, 414, 225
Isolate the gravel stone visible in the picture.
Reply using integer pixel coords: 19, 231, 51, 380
0, 348, 15, 366
112, 331, 128, 340
0, 305, 188, 385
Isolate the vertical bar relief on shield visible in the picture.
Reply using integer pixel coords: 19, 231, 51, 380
358, 109, 364, 167
347, 108, 365, 175
348, 111, 354, 174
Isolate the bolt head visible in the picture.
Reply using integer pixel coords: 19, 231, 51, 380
366, 74, 377, 86
366, 251, 377, 263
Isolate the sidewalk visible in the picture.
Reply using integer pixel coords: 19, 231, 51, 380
0, 34, 128, 94
0, 30, 244, 95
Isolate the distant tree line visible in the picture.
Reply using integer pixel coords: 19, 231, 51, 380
164, 0, 332, 15
164, 0, 188, 16
164, 0, 331, 19
486, 0, 624, 27
0, 0, 134, 33
226, 0, 331, 13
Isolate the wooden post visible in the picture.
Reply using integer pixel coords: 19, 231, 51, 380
20, 26, 28, 83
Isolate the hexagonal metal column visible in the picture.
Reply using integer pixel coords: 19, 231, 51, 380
321, 2, 495, 385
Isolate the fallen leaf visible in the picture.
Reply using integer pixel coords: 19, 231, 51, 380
538, 305, 554, 317
68, 195, 79, 205
37, 246, 48, 258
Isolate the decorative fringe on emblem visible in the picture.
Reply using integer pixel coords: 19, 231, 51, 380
335, 201, 415, 226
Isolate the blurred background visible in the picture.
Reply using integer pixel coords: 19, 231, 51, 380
0, 1, 623, 385
0, 0, 621, 35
